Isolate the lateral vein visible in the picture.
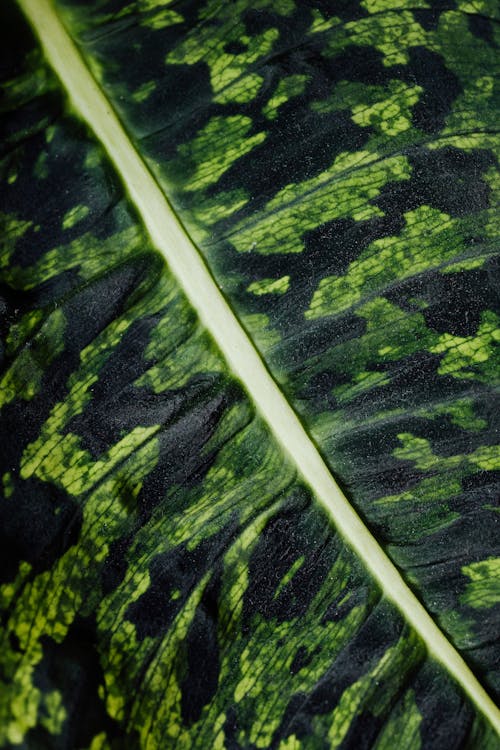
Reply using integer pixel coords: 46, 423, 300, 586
18, 0, 500, 732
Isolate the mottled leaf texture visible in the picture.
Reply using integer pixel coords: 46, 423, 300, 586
0, 0, 499, 748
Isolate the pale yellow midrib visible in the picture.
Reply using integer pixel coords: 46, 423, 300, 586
17, 0, 500, 733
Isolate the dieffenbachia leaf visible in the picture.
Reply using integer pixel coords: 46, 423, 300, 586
0, 0, 499, 747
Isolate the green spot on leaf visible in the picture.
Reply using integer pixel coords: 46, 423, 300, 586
62, 204, 89, 230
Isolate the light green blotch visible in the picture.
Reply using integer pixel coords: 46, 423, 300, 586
300, 299, 437, 415
313, 80, 422, 138
419, 398, 487, 431
309, 9, 341, 33
49, 445, 154, 607
233, 152, 410, 255
5, 226, 143, 290
88, 734, 110, 750
444, 73, 496, 127
0, 561, 31, 612
457, 0, 497, 12
470, 445, 500, 471
278, 736, 302, 750
274, 556, 304, 600
263, 75, 309, 120
394, 434, 500, 475
374, 690, 422, 749
220, 72, 265, 104
219, 505, 279, 655
0, 213, 32, 269
334, 370, 389, 404
6, 309, 44, 356
352, 81, 422, 135
431, 5, 499, 139
0, 665, 41, 745
327, 632, 423, 747
363, 0, 429, 9
43, 125, 56, 143
394, 434, 460, 472
0, 308, 66, 409
166, 115, 265, 192
326, 11, 427, 66
98, 581, 151, 723
40, 690, 66, 735
307, 206, 460, 319
461, 558, 500, 610
1, 472, 13, 500
0, 440, 157, 745
407, 297, 429, 310
84, 146, 101, 170
247, 276, 290, 296
189, 189, 249, 240
428, 132, 500, 155
141, 6, 182, 30
124, 0, 166, 12
22, 425, 158, 496
354, 298, 435, 368
167, 5, 283, 104
132, 80, 156, 103
137, 327, 224, 393
312, 79, 389, 111
442, 257, 487, 274
375, 473, 462, 507
311, 404, 405, 452
431, 311, 500, 384
62, 204, 89, 230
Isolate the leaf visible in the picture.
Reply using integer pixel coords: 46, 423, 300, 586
0, 1, 499, 748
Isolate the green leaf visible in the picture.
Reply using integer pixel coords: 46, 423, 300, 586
1, 0, 499, 747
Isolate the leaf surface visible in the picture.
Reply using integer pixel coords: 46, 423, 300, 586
51, 0, 500, 693
0, 0, 499, 747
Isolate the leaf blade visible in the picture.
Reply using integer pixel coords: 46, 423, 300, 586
47, 0, 500, 699
1, 0, 499, 746
14, 0, 500, 732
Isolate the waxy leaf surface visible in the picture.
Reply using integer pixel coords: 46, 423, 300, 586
0, 1, 499, 748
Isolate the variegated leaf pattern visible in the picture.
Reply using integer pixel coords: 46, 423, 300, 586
52, 0, 500, 696
0, 1, 499, 749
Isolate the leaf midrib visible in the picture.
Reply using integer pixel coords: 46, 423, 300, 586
17, 0, 500, 732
